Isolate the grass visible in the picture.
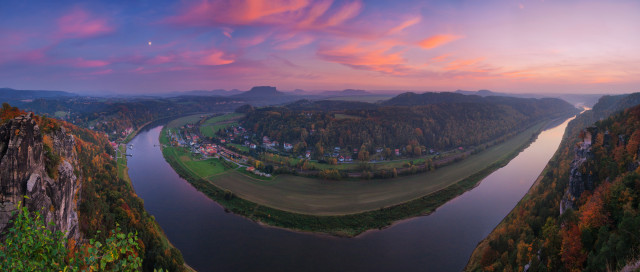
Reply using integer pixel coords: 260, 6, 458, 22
166, 114, 207, 129
160, 118, 548, 236
54, 111, 68, 119
200, 122, 238, 138
228, 143, 250, 153
199, 113, 244, 138
203, 113, 243, 125
116, 145, 130, 182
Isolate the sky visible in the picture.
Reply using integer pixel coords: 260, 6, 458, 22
1, 0, 639, 95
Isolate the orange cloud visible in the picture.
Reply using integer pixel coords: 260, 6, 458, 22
317, 43, 411, 74
419, 34, 462, 49
431, 53, 451, 62
444, 58, 484, 70
198, 50, 235, 66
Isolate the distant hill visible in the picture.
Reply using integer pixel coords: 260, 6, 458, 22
233, 86, 285, 98
454, 89, 502, 97
181, 89, 242, 96
454, 89, 606, 107
383, 92, 484, 105
320, 89, 372, 97
0, 88, 77, 103
284, 99, 379, 111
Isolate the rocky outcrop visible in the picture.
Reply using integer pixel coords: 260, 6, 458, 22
0, 113, 80, 240
560, 128, 596, 214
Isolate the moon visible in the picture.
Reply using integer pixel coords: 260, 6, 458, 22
148, 41, 152, 46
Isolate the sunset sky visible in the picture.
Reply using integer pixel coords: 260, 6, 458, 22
1, 0, 639, 95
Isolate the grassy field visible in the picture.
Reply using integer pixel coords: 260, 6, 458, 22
116, 144, 130, 182
199, 113, 244, 137
203, 113, 243, 125
166, 113, 208, 129
54, 111, 68, 119
204, 122, 544, 215
228, 143, 250, 153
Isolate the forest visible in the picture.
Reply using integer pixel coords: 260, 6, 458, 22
240, 94, 578, 158
466, 94, 640, 271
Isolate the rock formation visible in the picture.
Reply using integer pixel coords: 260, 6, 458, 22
560, 128, 596, 214
0, 113, 80, 240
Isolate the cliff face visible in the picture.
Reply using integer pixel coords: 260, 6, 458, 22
560, 128, 596, 214
0, 113, 80, 240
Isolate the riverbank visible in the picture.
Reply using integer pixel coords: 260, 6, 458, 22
116, 139, 194, 272
159, 117, 557, 237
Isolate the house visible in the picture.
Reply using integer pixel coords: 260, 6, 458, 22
395, 149, 400, 156
458, 147, 464, 151
250, 144, 257, 149
345, 156, 352, 162
246, 166, 255, 172
284, 143, 293, 150
376, 148, 383, 153
220, 139, 226, 143
338, 156, 345, 162
305, 150, 311, 158
334, 147, 341, 151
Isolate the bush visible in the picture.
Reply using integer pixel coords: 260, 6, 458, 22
0, 202, 142, 271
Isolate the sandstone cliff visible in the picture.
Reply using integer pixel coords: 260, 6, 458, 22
0, 113, 80, 240
560, 128, 597, 214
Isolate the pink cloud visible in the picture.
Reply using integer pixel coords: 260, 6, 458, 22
222, 27, 233, 38
87, 69, 113, 75
275, 35, 315, 50
57, 7, 113, 39
64, 58, 110, 68
323, 1, 362, 27
147, 55, 177, 65
167, 0, 311, 26
419, 34, 462, 49
387, 17, 421, 35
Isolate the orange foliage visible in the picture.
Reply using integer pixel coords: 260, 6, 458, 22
627, 130, 640, 160
561, 224, 587, 271
578, 182, 611, 230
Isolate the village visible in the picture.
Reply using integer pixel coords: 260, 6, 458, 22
153, 113, 484, 182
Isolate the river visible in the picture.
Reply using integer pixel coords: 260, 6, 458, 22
127, 117, 573, 272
